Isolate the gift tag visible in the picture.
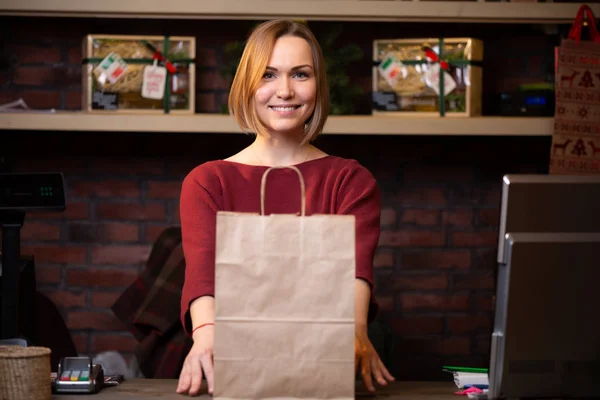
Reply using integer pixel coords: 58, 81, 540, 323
423, 63, 457, 96
378, 53, 403, 88
94, 52, 128, 85
141, 61, 167, 100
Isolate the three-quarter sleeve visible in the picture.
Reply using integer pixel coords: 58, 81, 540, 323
179, 167, 221, 335
336, 162, 381, 322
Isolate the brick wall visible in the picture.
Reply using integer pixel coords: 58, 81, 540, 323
1, 15, 557, 380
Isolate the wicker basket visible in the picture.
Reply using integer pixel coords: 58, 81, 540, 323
0, 345, 52, 400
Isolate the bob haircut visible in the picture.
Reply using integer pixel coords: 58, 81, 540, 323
228, 20, 329, 143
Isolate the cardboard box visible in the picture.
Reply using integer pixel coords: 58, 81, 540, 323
82, 34, 195, 114
373, 37, 483, 117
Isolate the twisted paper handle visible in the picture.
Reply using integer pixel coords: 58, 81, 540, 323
260, 165, 306, 216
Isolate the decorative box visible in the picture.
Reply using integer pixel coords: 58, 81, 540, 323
82, 34, 196, 114
372, 38, 483, 117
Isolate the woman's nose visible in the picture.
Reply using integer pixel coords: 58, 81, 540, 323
276, 79, 294, 99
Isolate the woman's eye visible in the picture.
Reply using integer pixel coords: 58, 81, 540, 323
295, 72, 309, 79
263, 72, 275, 79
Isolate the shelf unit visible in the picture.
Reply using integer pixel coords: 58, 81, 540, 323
0, 0, 581, 136
1, 0, 597, 24
0, 112, 552, 136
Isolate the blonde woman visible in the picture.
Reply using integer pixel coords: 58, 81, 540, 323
177, 19, 394, 396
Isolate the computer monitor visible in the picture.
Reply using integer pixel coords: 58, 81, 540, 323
489, 175, 600, 399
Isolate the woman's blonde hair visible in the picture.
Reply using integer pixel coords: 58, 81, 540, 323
228, 20, 329, 143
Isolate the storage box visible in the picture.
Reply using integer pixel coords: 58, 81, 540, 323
82, 34, 195, 114
373, 38, 483, 117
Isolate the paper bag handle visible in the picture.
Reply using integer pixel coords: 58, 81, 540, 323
568, 4, 600, 43
260, 165, 306, 216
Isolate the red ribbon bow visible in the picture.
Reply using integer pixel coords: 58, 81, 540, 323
422, 46, 449, 70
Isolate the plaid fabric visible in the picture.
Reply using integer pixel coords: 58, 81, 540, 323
111, 227, 192, 378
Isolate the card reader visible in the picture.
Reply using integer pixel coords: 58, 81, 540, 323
53, 357, 104, 394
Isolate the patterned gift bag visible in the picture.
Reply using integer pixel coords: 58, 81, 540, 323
549, 4, 600, 174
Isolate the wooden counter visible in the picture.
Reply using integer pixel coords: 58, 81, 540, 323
52, 379, 458, 399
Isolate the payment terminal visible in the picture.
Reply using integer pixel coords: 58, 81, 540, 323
53, 357, 104, 394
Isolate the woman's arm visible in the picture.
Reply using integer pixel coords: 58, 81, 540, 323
189, 296, 215, 333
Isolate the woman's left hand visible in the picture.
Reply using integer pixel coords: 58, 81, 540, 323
355, 327, 395, 392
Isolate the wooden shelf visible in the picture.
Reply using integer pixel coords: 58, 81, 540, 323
0, 112, 552, 136
0, 0, 595, 23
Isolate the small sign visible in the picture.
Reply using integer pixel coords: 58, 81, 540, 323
94, 52, 128, 85
141, 64, 167, 100
424, 63, 456, 96
378, 54, 404, 88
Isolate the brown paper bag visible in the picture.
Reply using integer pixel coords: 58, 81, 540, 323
549, 4, 600, 174
213, 166, 355, 400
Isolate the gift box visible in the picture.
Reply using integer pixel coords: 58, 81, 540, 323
372, 38, 483, 117
82, 34, 196, 114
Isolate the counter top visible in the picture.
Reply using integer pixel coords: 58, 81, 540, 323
52, 379, 459, 399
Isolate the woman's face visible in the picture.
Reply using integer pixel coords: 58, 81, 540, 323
254, 35, 317, 137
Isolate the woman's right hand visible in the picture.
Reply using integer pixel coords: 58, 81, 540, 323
176, 324, 215, 396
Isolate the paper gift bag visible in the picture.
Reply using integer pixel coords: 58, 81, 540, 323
549, 4, 600, 174
213, 166, 356, 400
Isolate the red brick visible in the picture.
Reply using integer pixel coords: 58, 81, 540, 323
391, 316, 444, 336
68, 223, 139, 243
475, 294, 495, 312
96, 203, 166, 221
379, 230, 445, 247
402, 165, 472, 184
401, 209, 439, 226
66, 311, 125, 331
66, 268, 139, 287
375, 296, 394, 312
10, 44, 61, 64
88, 158, 165, 175
451, 231, 498, 247
380, 208, 396, 226
196, 92, 217, 113
447, 315, 492, 335
174, 202, 181, 222
42, 290, 87, 309
402, 250, 471, 269
90, 245, 151, 265
197, 48, 218, 67
475, 337, 491, 355
393, 273, 448, 290
36, 266, 62, 284
92, 334, 138, 353
13, 66, 80, 86
452, 272, 495, 290
0, 90, 60, 110
21, 222, 61, 241
168, 159, 202, 176
91, 292, 122, 308
68, 45, 82, 64
71, 333, 89, 355
400, 294, 470, 312
478, 208, 500, 227
145, 224, 173, 244
474, 248, 497, 270
393, 188, 447, 206
147, 181, 182, 199
65, 91, 82, 110
442, 209, 474, 227
33, 202, 89, 220
21, 245, 86, 264
69, 180, 140, 198
373, 252, 394, 268
197, 70, 230, 90
434, 337, 470, 356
